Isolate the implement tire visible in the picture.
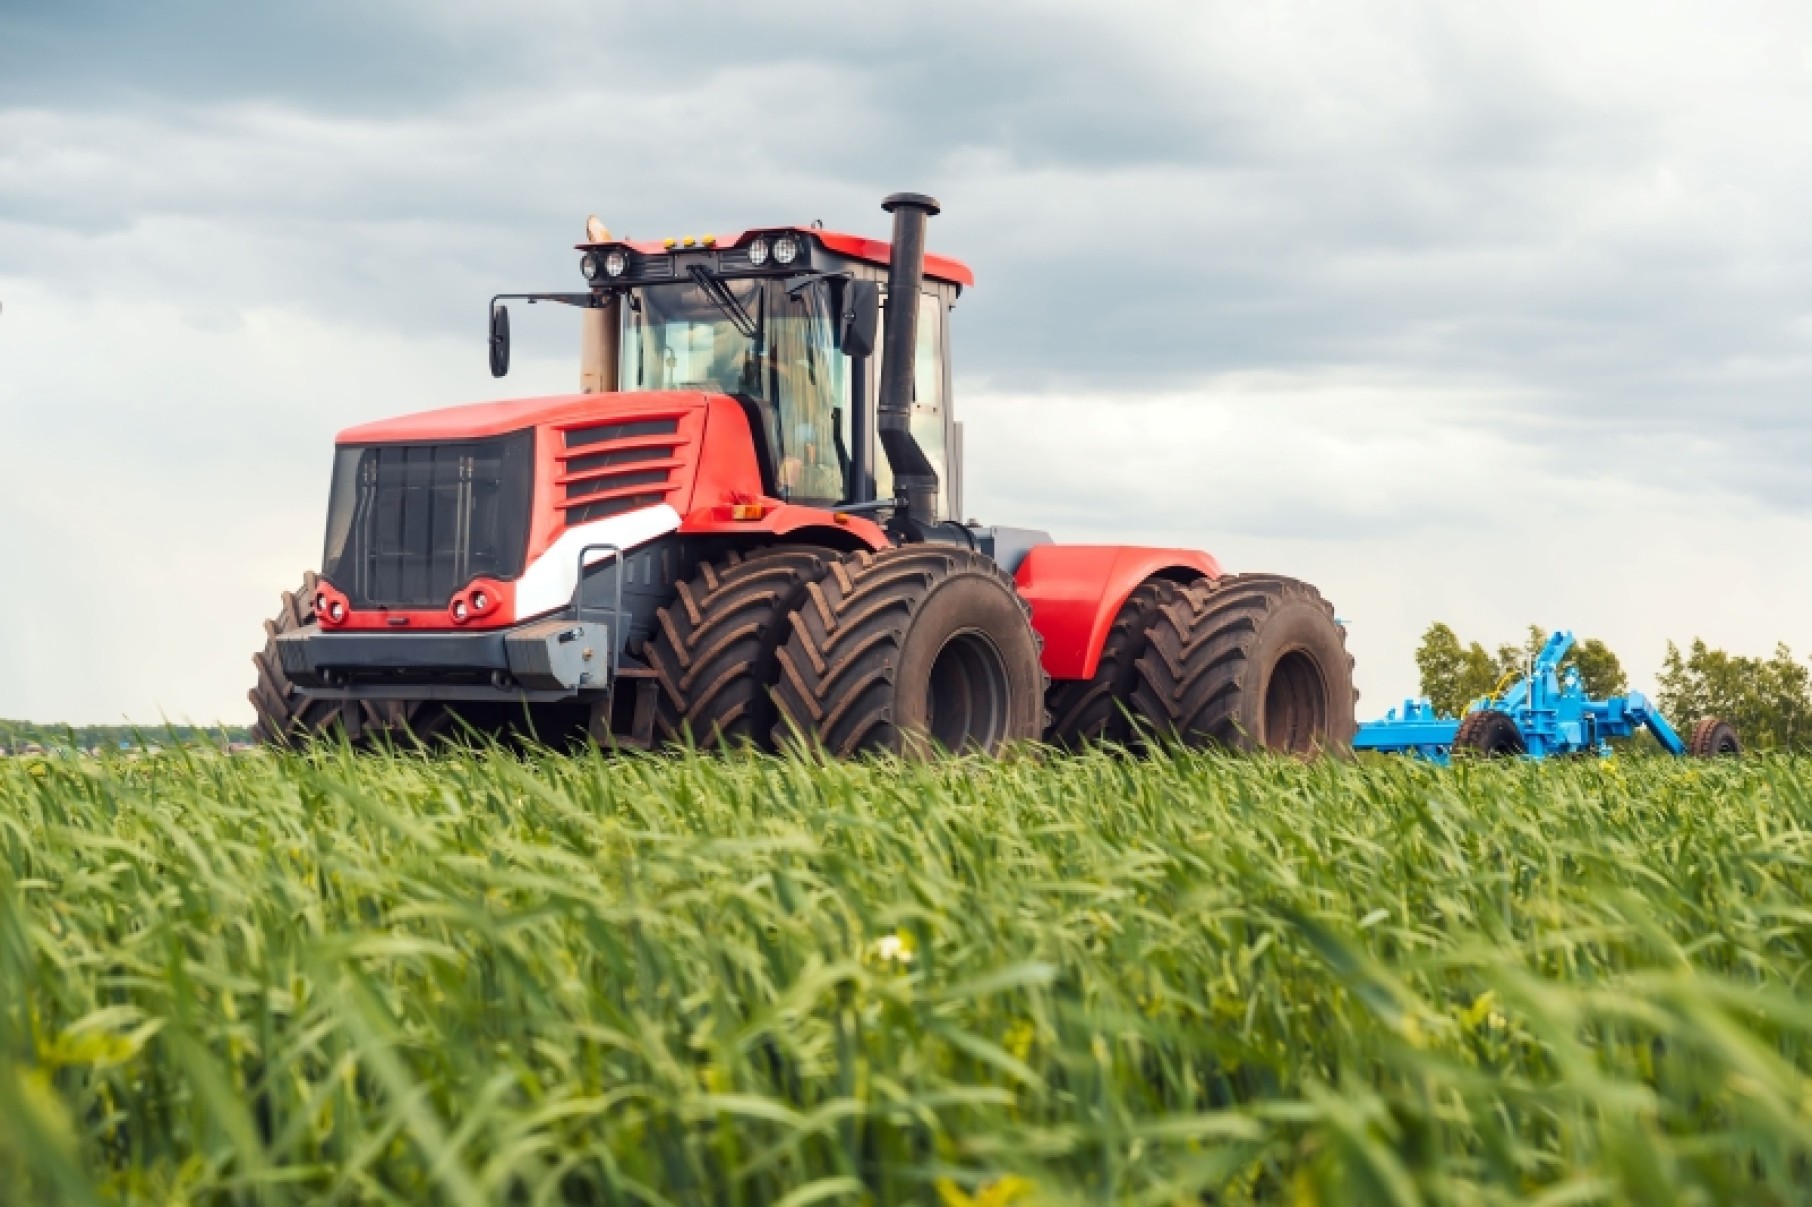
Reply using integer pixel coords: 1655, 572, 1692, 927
1452, 709, 1525, 758
1687, 716, 1741, 757
771, 546, 1045, 757
1045, 578, 1186, 748
644, 547, 834, 750
1129, 574, 1355, 755
249, 573, 450, 749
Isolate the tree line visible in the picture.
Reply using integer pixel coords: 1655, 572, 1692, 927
0, 720, 251, 754
1414, 624, 1812, 751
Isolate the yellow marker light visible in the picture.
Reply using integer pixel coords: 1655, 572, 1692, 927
682, 235, 697, 247
702, 233, 717, 246
730, 504, 766, 521
662, 237, 676, 249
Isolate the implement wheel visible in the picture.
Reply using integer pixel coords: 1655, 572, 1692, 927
1129, 574, 1356, 755
1452, 709, 1525, 758
1688, 716, 1741, 757
248, 573, 449, 749
771, 546, 1045, 757
1045, 578, 1185, 748
644, 547, 833, 750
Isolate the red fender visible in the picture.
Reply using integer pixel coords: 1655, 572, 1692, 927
678, 502, 889, 552
1015, 545, 1222, 681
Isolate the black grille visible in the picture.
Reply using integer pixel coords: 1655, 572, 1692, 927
566, 444, 666, 475
568, 493, 668, 524
322, 434, 534, 608
565, 417, 679, 449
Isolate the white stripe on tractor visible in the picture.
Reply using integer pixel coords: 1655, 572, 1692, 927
513, 504, 683, 620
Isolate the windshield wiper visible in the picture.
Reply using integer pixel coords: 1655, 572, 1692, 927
687, 265, 758, 339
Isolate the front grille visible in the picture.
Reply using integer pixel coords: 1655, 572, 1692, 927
556, 415, 684, 528
322, 434, 534, 608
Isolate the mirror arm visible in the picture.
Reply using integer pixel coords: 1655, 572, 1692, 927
489, 291, 604, 310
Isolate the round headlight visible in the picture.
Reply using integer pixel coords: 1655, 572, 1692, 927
452, 600, 468, 621
580, 252, 601, 281
748, 237, 769, 267
604, 250, 629, 278
773, 234, 799, 265
472, 592, 489, 611
328, 602, 345, 622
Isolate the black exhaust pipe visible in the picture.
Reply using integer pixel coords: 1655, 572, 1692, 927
877, 192, 942, 526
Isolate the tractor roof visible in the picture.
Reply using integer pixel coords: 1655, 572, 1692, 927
575, 226, 975, 289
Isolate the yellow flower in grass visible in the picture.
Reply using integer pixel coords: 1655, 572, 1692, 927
936, 1174, 1037, 1207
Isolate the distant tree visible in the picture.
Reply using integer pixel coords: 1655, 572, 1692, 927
1415, 624, 1499, 717
1568, 637, 1630, 699
1417, 624, 1628, 715
1656, 640, 1812, 751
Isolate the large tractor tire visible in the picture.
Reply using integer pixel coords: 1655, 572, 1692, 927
1129, 574, 1356, 755
643, 547, 834, 750
1045, 578, 1186, 748
249, 573, 449, 749
771, 546, 1046, 757
1451, 708, 1526, 758
1687, 716, 1741, 757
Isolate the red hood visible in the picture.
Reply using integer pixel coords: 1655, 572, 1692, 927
336, 390, 713, 444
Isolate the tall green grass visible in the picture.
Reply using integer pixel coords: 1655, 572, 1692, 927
3, 747, 1811, 1204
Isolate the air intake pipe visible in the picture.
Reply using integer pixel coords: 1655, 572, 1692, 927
876, 192, 942, 526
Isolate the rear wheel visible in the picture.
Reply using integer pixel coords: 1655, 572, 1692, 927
1452, 708, 1525, 758
1129, 574, 1356, 754
771, 547, 1046, 757
248, 573, 450, 749
1045, 578, 1185, 748
1688, 716, 1741, 757
643, 547, 834, 750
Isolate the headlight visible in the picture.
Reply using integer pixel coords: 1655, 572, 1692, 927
773, 234, 799, 265
748, 237, 769, 267
328, 602, 345, 622
604, 249, 628, 278
472, 592, 489, 611
452, 600, 468, 622
580, 252, 601, 281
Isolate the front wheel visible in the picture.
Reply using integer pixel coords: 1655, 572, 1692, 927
248, 573, 450, 749
771, 547, 1046, 757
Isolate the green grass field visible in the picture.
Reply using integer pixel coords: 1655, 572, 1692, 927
3, 747, 1810, 1204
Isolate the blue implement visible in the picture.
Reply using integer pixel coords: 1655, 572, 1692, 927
1354, 629, 1691, 764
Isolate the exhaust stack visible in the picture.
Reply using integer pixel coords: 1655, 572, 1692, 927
876, 192, 942, 525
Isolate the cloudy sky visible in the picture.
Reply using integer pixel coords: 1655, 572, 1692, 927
4, 0, 1812, 724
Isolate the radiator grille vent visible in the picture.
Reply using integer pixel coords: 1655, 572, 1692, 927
557, 415, 685, 527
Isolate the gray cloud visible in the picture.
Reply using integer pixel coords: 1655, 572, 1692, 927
4, 0, 1812, 720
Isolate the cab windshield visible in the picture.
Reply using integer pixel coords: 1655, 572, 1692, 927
620, 277, 847, 505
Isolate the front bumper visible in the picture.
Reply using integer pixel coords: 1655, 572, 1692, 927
277, 617, 614, 703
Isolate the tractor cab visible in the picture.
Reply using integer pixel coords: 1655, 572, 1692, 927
490, 206, 973, 524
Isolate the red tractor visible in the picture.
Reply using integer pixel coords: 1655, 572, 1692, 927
251, 194, 1355, 755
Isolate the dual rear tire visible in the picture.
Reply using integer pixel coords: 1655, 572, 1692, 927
1048, 574, 1357, 755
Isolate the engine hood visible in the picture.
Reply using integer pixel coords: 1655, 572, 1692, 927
335, 390, 715, 444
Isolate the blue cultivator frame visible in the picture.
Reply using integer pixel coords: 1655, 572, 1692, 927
1354, 630, 1690, 764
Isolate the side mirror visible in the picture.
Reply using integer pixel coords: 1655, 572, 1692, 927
488, 305, 511, 377
839, 280, 879, 358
